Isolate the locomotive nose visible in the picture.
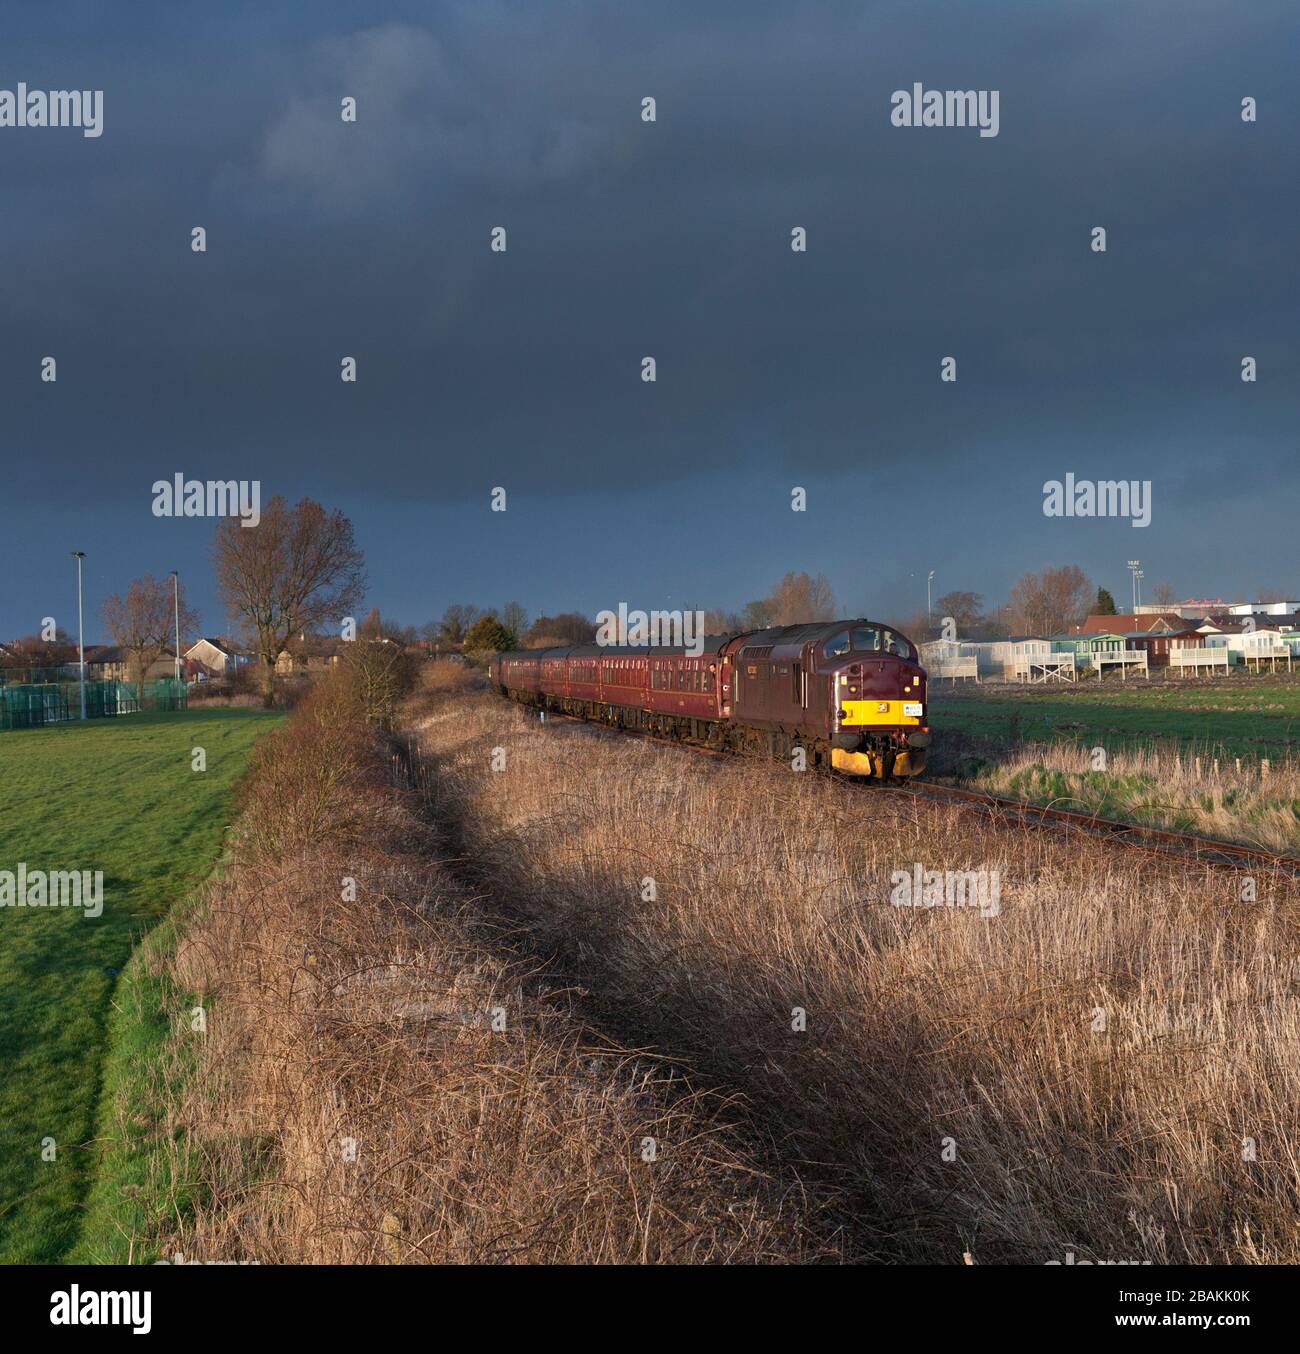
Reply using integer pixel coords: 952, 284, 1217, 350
828, 654, 930, 779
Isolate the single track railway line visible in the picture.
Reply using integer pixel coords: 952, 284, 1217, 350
532, 704, 1300, 879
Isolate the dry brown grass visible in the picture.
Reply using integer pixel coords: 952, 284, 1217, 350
154, 672, 834, 1263
939, 740, 1300, 854
407, 677, 1300, 1264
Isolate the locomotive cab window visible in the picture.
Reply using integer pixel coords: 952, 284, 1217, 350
825, 631, 851, 657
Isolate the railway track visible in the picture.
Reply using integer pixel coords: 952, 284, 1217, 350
532, 704, 1300, 878
889, 780, 1300, 878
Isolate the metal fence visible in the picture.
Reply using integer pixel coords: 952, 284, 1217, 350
0, 678, 188, 729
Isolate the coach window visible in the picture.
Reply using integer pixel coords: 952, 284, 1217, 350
826, 630, 850, 657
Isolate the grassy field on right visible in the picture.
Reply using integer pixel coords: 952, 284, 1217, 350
928, 675, 1300, 761
927, 676, 1300, 851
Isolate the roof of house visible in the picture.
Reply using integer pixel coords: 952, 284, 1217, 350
1120, 629, 1201, 641
285, 635, 348, 657
188, 636, 234, 655
1076, 613, 1184, 633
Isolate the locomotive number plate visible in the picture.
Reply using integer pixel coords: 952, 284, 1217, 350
903, 702, 923, 718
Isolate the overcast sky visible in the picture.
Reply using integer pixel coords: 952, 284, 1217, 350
2, 0, 1296, 642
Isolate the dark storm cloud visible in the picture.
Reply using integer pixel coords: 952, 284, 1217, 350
0, 0, 1296, 636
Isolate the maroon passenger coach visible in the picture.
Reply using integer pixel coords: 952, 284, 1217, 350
488, 619, 930, 778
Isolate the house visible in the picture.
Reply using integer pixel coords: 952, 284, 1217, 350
918, 638, 963, 667
1227, 600, 1300, 617
1218, 611, 1300, 634
275, 633, 347, 675
1135, 598, 1229, 620
918, 633, 1006, 676
1120, 629, 1203, 666
185, 637, 252, 677
86, 647, 185, 681
1049, 632, 1126, 660
1202, 625, 1293, 666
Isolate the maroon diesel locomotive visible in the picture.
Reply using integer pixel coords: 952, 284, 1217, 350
489, 619, 930, 778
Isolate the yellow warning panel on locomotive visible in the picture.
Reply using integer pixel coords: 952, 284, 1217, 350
839, 699, 924, 727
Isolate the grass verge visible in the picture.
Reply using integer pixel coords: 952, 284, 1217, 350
0, 708, 281, 1263
138, 665, 832, 1262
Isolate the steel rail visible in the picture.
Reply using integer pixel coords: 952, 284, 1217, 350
886, 779, 1300, 876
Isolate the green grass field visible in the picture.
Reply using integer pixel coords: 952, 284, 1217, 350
929, 678, 1300, 761
926, 678, 1300, 851
0, 708, 280, 1262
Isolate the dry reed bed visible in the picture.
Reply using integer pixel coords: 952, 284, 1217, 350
935, 739, 1300, 854
156, 675, 828, 1263
408, 674, 1300, 1264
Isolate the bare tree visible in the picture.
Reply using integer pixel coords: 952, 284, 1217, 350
1, 628, 78, 671
703, 609, 745, 633
438, 604, 481, 645
761, 571, 837, 626
101, 573, 199, 682
213, 496, 366, 703
338, 639, 416, 729
525, 613, 596, 645
1150, 581, 1179, 609
1006, 565, 1093, 635
934, 590, 984, 634
500, 601, 528, 643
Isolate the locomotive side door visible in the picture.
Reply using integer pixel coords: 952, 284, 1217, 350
792, 651, 808, 709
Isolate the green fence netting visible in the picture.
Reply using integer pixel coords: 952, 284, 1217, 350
0, 678, 187, 729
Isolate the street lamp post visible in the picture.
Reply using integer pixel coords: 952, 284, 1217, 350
1127, 560, 1141, 613
927, 570, 935, 628
71, 551, 86, 720
1135, 570, 1144, 610
169, 570, 181, 681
